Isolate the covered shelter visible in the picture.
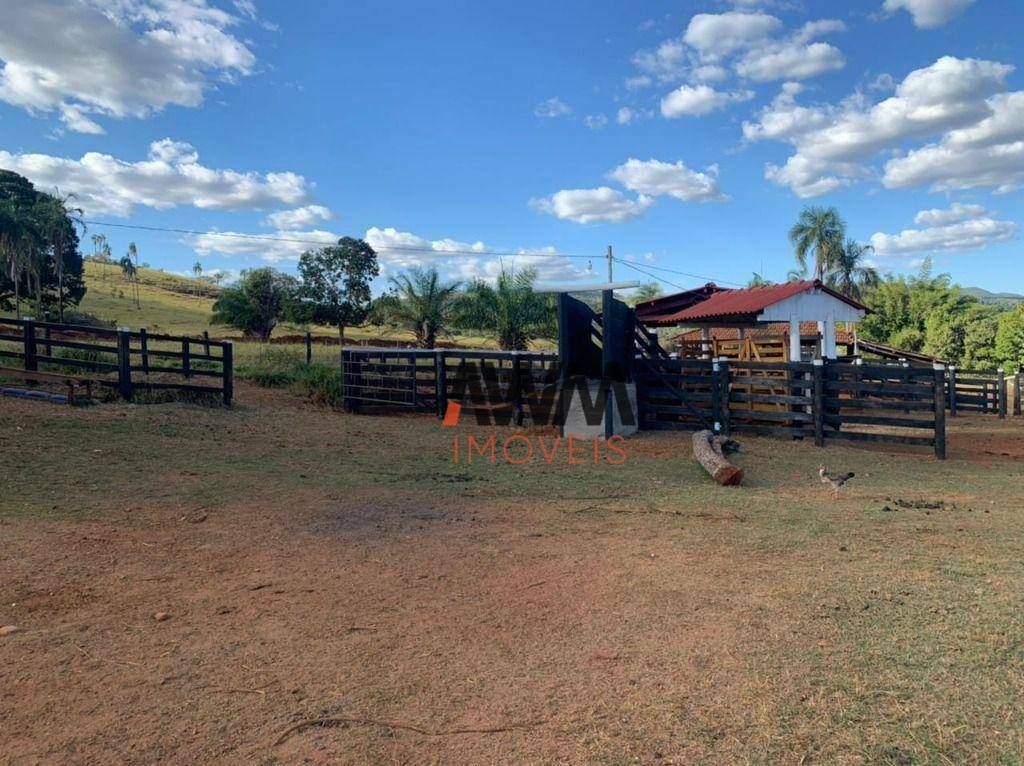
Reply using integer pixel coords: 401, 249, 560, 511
638, 280, 868, 362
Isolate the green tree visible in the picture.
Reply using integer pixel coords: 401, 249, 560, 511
0, 170, 86, 318
995, 306, 1024, 372
212, 267, 297, 341
296, 237, 379, 357
825, 239, 879, 300
789, 206, 845, 280
630, 282, 663, 304
374, 266, 461, 348
457, 268, 556, 350
747, 272, 774, 288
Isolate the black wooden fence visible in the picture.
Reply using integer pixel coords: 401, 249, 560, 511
946, 367, 1008, 418
639, 357, 947, 458
340, 348, 559, 424
0, 317, 233, 404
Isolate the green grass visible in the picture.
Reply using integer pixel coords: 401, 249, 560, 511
74, 261, 510, 348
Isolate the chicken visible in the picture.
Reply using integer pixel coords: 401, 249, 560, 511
819, 464, 855, 498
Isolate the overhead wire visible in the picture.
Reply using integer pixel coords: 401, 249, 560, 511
84, 219, 747, 289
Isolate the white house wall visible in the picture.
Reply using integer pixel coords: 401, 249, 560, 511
756, 289, 865, 323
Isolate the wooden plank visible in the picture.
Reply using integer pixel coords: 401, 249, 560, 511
823, 413, 934, 429
729, 408, 813, 423
825, 381, 933, 397
823, 396, 934, 412
825, 430, 934, 447
729, 392, 812, 406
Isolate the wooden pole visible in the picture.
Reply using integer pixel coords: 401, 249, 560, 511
718, 357, 731, 438
140, 327, 150, 376
182, 338, 191, 379
948, 366, 957, 417
933, 363, 946, 460
23, 317, 37, 386
812, 358, 824, 447
692, 430, 742, 486
711, 358, 721, 433
997, 368, 1007, 419
306, 331, 313, 365
1015, 372, 1022, 417
117, 327, 133, 401
222, 340, 233, 406
435, 351, 447, 418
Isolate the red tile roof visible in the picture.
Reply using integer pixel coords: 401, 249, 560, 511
668, 280, 868, 323
634, 283, 726, 326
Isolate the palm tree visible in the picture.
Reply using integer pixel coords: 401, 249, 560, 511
42, 191, 85, 322
457, 267, 556, 351
128, 242, 140, 307
747, 272, 774, 288
375, 267, 462, 348
789, 206, 845, 280
631, 282, 662, 304
825, 239, 879, 301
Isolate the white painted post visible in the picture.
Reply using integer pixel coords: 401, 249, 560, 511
788, 316, 801, 362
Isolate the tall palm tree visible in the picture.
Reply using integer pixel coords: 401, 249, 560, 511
747, 272, 774, 288
825, 239, 880, 301
43, 191, 85, 322
457, 267, 555, 351
789, 206, 846, 280
375, 267, 461, 348
128, 242, 140, 307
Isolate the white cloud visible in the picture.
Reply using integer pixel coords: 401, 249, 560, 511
624, 75, 652, 91
0, 138, 311, 216
914, 202, 987, 226
617, 107, 635, 125
633, 39, 688, 81
682, 12, 781, 59
534, 96, 571, 118
608, 158, 727, 202
743, 56, 1018, 196
736, 41, 844, 82
734, 20, 845, 82
660, 84, 753, 117
191, 229, 339, 263
871, 207, 1018, 256
882, 91, 1024, 193
0, 0, 258, 133
883, 0, 976, 29
583, 114, 608, 130
265, 205, 334, 230
530, 187, 654, 224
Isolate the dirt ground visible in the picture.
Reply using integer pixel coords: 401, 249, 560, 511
2, 385, 1023, 765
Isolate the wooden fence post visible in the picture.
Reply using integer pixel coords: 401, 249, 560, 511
43, 326, 52, 357
718, 357, 731, 437
1015, 372, 1022, 417
711, 358, 721, 433
306, 331, 312, 365
812, 358, 824, 448
997, 368, 1007, 419
222, 340, 233, 406
933, 363, 946, 460
435, 351, 447, 418
182, 338, 191, 379
409, 352, 418, 408
23, 316, 37, 371
512, 352, 524, 426
139, 327, 150, 376
203, 330, 210, 357
948, 366, 957, 417
117, 327, 133, 401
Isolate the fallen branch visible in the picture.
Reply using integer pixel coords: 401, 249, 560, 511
273, 716, 543, 746
692, 430, 743, 486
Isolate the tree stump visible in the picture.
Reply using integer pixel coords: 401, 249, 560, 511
692, 430, 743, 486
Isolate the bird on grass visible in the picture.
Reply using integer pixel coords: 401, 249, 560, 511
819, 465, 855, 498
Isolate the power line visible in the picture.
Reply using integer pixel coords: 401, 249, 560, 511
83, 220, 597, 260
613, 259, 689, 291
614, 257, 744, 287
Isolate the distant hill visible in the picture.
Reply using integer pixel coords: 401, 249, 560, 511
961, 287, 1024, 306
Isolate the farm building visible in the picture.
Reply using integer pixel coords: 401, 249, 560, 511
635, 280, 868, 362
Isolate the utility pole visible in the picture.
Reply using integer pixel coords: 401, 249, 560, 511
606, 245, 613, 283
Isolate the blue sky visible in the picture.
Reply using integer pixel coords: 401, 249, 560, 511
1, 0, 1021, 293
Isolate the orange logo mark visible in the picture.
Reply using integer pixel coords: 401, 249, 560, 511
442, 401, 463, 427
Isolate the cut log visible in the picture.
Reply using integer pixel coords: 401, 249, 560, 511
692, 430, 743, 486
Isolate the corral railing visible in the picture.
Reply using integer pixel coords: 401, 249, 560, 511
0, 317, 233, 404
640, 356, 947, 458
946, 367, 1007, 418
341, 348, 559, 425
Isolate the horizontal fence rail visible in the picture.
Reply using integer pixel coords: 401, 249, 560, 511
0, 317, 233, 404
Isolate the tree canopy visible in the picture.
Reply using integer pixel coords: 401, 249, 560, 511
0, 170, 86, 318
373, 266, 462, 348
457, 268, 556, 350
211, 267, 298, 341
295, 238, 379, 344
